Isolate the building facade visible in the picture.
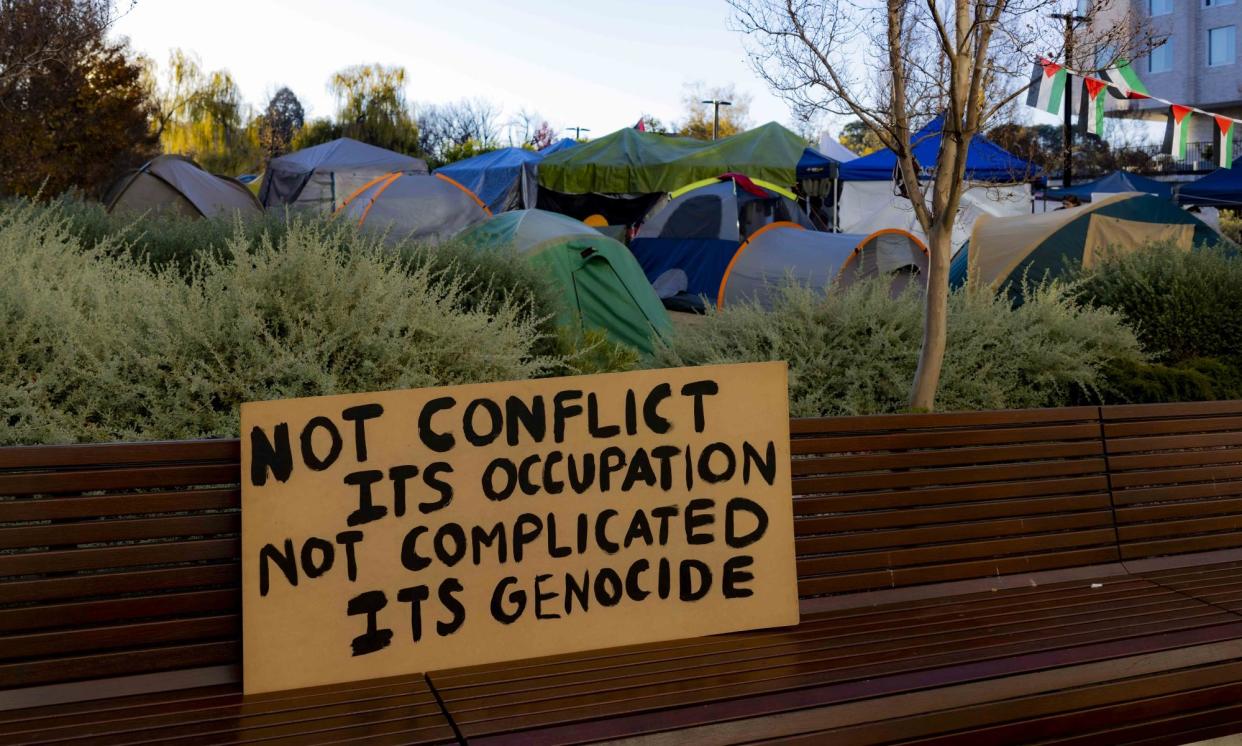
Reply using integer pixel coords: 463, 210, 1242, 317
1104, 0, 1242, 139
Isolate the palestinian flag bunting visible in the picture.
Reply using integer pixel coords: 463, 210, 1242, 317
1100, 59, 1150, 100
1162, 105, 1193, 160
1027, 59, 1067, 115
1078, 77, 1108, 136
1213, 115, 1236, 168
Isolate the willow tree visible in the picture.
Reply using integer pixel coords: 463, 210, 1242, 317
730, 0, 1148, 410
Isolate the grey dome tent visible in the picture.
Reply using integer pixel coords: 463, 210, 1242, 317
258, 138, 428, 212
105, 155, 261, 218
718, 224, 929, 309
336, 173, 492, 244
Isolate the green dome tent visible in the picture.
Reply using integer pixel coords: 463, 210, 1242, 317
950, 193, 1225, 294
459, 210, 672, 355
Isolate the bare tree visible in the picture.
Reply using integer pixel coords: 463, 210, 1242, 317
730, 0, 1149, 410
417, 98, 502, 166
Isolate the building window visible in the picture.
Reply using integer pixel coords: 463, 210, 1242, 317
1209, 26, 1236, 66
1149, 0, 1172, 15
1205, 0, 1235, 7
1149, 40, 1174, 72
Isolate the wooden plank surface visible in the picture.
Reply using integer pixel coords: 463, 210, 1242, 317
429, 572, 1242, 743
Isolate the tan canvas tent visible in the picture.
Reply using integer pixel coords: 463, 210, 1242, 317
105, 155, 262, 218
949, 193, 1225, 294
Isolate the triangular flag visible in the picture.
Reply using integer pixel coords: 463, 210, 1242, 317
1078, 77, 1108, 136
1212, 115, 1235, 168
1162, 105, 1193, 160
1100, 59, 1151, 100
1026, 59, 1067, 115
635, 118, 646, 132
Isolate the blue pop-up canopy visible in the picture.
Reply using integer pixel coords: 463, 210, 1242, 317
838, 115, 1038, 183
1177, 159, 1242, 206
796, 148, 840, 180
1045, 171, 1173, 202
436, 139, 579, 213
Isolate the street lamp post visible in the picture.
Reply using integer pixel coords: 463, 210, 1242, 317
566, 126, 591, 140
1051, 12, 1088, 189
700, 99, 732, 140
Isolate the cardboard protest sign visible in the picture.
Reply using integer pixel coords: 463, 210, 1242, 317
241, 361, 797, 694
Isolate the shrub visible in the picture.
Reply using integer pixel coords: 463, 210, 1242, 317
653, 281, 1143, 417
1220, 209, 1242, 245
1095, 357, 1242, 404
0, 200, 555, 444
1075, 242, 1242, 364
30, 196, 574, 354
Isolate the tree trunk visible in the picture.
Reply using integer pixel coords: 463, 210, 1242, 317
909, 220, 953, 411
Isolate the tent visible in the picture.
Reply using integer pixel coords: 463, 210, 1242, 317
817, 133, 859, 162
259, 138, 427, 211
949, 193, 1224, 294
839, 115, 1038, 182
336, 173, 491, 244
435, 139, 579, 214
837, 115, 1038, 246
1178, 157, 1242, 206
105, 155, 262, 218
717, 224, 928, 309
630, 175, 813, 304
535, 122, 818, 225
1044, 171, 1173, 202
458, 210, 672, 354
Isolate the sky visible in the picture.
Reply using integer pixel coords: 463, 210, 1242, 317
110, 0, 826, 142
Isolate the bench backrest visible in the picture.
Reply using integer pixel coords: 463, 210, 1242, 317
1103, 400, 1242, 562
0, 441, 241, 690
4, 401, 1241, 692
791, 406, 1117, 597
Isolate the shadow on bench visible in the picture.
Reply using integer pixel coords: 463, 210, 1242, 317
3, 401, 1242, 744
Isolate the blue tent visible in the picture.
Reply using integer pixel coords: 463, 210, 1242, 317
1177, 158, 1242, 206
436, 139, 579, 213
796, 148, 840, 180
838, 115, 1038, 183
1044, 171, 1173, 202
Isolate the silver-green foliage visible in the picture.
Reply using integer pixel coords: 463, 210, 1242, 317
653, 281, 1144, 417
0, 201, 552, 444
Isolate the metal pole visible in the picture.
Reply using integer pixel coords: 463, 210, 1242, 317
700, 100, 732, 140
1051, 12, 1088, 189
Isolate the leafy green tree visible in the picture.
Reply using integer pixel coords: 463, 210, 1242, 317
328, 64, 419, 154
0, 0, 155, 197
259, 87, 304, 160
678, 83, 751, 140
147, 49, 261, 175
839, 120, 885, 156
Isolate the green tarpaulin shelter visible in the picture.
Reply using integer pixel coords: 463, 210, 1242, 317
459, 210, 672, 355
538, 122, 808, 195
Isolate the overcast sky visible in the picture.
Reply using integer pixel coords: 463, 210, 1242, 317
110, 0, 834, 141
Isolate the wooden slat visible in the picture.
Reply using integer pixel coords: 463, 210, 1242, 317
0, 538, 238, 576
0, 464, 239, 497
791, 406, 1099, 434
0, 615, 238, 661
0, 489, 238, 522
0, 514, 239, 551
0, 439, 239, 470
0, 564, 237, 605
0, 589, 238, 633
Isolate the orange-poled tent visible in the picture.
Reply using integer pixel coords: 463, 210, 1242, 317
336, 173, 492, 245
717, 224, 928, 309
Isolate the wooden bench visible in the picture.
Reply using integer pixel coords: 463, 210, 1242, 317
4, 402, 1242, 743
